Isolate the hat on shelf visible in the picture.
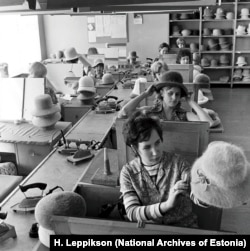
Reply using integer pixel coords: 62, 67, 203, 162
155, 71, 188, 98
201, 57, 210, 67
212, 29, 222, 36
181, 29, 192, 36
64, 47, 79, 61
236, 56, 248, 67
200, 44, 207, 51
190, 141, 250, 208
226, 12, 234, 20
35, 191, 87, 248
203, 6, 213, 20
219, 76, 230, 83
31, 94, 60, 117
172, 25, 181, 36
127, 51, 139, 59
219, 55, 230, 66
240, 8, 250, 19
233, 69, 243, 81
203, 28, 211, 36
92, 58, 104, 68
207, 38, 220, 51
236, 25, 247, 35
102, 73, 115, 85
77, 76, 96, 94
214, 7, 225, 19
179, 13, 189, 20
210, 58, 218, 67
190, 43, 198, 53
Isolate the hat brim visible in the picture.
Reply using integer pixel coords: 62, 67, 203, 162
77, 87, 96, 93
77, 92, 96, 100
92, 62, 104, 68
127, 56, 139, 59
63, 54, 79, 61
155, 81, 188, 97
31, 103, 61, 117
191, 158, 250, 208
32, 112, 61, 128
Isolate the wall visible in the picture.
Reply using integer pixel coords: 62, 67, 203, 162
42, 13, 170, 62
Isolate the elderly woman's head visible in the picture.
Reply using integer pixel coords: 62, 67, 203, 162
150, 60, 168, 80
29, 62, 47, 78
123, 111, 163, 165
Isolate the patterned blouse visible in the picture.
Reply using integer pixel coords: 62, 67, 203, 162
120, 151, 197, 227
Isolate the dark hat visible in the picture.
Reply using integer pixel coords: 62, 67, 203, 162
155, 71, 188, 97
127, 51, 139, 59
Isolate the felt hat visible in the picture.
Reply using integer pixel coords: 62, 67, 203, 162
35, 191, 87, 247
32, 112, 61, 129
31, 94, 60, 117
64, 47, 79, 61
87, 47, 98, 55
92, 58, 104, 68
193, 73, 210, 89
191, 141, 250, 208
210, 58, 218, 67
127, 51, 139, 59
236, 56, 247, 67
226, 12, 234, 20
203, 6, 213, 20
201, 57, 210, 67
155, 71, 188, 97
77, 76, 96, 93
214, 7, 225, 19
102, 73, 115, 85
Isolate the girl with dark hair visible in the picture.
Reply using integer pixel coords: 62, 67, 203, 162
120, 110, 197, 226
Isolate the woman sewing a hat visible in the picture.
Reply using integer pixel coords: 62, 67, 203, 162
120, 110, 197, 227
118, 71, 217, 128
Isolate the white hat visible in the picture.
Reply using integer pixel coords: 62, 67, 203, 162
32, 112, 61, 129
77, 76, 96, 93
64, 47, 79, 61
191, 141, 250, 208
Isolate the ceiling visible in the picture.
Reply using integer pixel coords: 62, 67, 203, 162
0, 0, 217, 14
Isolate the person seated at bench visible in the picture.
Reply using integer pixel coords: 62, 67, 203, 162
28, 61, 58, 104
154, 42, 170, 62
118, 71, 219, 128
120, 111, 197, 227
130, 60, 168, 99
87, 58, 105, 84
127, 51, 141, 69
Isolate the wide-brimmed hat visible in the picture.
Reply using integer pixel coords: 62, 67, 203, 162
64, 47, 79, 61
127, 51, 139, 59
31, 94, 60, 117
191, 141, 250, 208
92, 58, 104, 68
77, 76, 96, 93
32, 112, 61, 128
155, 71, 188, 97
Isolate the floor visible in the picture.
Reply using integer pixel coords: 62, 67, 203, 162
205, 86, 250, 160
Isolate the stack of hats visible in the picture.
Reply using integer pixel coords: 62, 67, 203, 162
233, 69, 243, 81
214, 7, 225, 19
31, 94, 61, 130
242, 69, 250, 82
201, 57, 210, 67
172, 25, 181, 36
101, 73, 115, 85
218, 37, 231, 51
35, 191, 87, 248
236, 56, 248, 67
207, 38, 220, 51
203, 6, 213, 20
240, 8, 250, 19
77, 76, 96, 104
219, 55, 230, 66
226, 12, 234, 20
236, 25, 247, 35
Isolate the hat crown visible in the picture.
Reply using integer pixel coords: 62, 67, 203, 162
87, 47, 98, 55
93, 58, 104, 68
78, 76, 95, 89
241, 8, 249, 15
102, 73, 114, 84
64, 47, 78, 61
128, 51, 138, 58
202, 142, 248, 188
34, 94, 54, 112
236, 56, 247, 64
194, 73, 210, 84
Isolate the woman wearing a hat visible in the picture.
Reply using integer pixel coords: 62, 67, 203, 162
118, 71, 217, 128
120, 110, 197, 227
127, 51, 141, 69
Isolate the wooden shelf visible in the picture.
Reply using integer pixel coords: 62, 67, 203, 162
201, 51, 233, 53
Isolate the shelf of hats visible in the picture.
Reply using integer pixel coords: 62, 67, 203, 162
168, 0, 250, 86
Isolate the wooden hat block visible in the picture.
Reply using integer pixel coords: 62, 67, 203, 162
90, 148, 119, 187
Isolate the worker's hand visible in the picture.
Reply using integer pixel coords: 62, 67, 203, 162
144, 84, 156, 97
